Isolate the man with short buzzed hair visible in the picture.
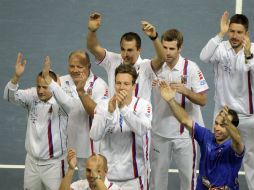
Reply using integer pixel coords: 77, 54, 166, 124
59, 149, 121, 190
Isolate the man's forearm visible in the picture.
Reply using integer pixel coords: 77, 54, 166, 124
87, 30, 98, 50
151, 37, 166, 72
59, 168, 75, 190
225, 123, 244, 154
11, 75, 20, 85
185, 90, 207, 106
167, 98, 193, 131
78, 91, 97, 117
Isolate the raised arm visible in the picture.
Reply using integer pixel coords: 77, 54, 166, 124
200, 11, 229, 63
243, 33, 254, 65
141, 21, 166, 72
220, 106, 244, 155
218, 11, 230, 38
159, 81, 193, 131
59, 149, 77, 190
3, 52, 30, 105
42, 56, 79, 113
87, 12, 105, 62
11, 52, 27, 85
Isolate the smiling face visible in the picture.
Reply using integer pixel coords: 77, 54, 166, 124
228, 23, 247, 51
86, 155, 107, 189
36, 76, 52, 102
120, 39, 141, 65
68, 52, 90, 85
213, 114, 233, 144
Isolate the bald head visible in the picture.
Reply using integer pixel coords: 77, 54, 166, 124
87, 154, 108, 172
68, 50, 91, 67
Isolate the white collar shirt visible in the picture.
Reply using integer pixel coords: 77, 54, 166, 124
95, 49, 155, 101
152, 56, 209, 138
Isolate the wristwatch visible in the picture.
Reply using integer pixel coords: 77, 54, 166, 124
246, 53, 253, 60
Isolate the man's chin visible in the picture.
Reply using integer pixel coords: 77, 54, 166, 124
72, 77, 82, 83
230, 41, 242, 49
88, 181, 96, 188
38, 97, 47, 102
123, 60, 134, 65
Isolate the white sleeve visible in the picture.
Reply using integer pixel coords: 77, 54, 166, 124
120, 100, 152, 136
90, 100, 117, 141
95, 49, 121, 73
48, 81, 78, 113
200, 35, 223, 64
189, 63, 209, 93
92, 78, 109, 103
3, 81, 32, 108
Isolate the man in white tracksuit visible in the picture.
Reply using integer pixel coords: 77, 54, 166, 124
3, 53, 67, 190
86, 13, 165, 189
200, 11, 254, 190
90, 64, 152, 190
60, 50, 108, 179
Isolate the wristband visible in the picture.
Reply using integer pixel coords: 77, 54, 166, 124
149, 32, 158, 41
88, 28, 97, 33
246, 53, 253, 60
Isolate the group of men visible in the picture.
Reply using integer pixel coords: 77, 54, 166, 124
3, 10, 254, 190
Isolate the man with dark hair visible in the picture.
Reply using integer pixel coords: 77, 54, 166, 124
114, 63, 138, 85
3, 53, 68, 190
150, 29, 209, 190
120, 32, 142, 50
86, 13, 165, 189
59, 149, 121, 190
86, 12, 165, 100
230, 14, 249, 31
60, 50, 108, 179
159, 81, 244, 190
89, 64, 152, 190
200, 11, 254, 189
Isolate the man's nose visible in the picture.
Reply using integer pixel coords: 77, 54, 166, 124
73, 66, 79, 72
